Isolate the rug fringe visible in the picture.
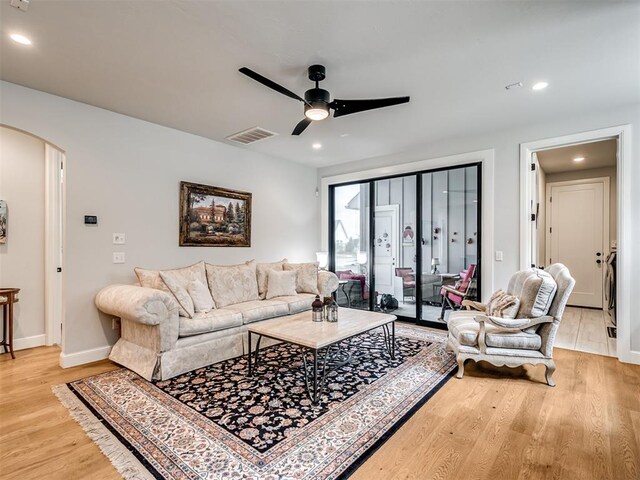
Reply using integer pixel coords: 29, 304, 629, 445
52, 384, 154, 480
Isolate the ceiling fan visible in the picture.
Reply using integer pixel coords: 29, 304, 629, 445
239, 65, 410, 136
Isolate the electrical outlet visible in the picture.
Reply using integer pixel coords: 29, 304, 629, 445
495, 250, 504, 261
113, 252, 126, 264
113, 233, 126, 244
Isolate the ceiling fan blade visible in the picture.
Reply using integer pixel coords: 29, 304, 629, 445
330, 96, 410, 118
292, 118, 312, 135
239, 67, 308, 104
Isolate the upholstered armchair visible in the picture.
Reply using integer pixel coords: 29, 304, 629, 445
446, 264, 575, 386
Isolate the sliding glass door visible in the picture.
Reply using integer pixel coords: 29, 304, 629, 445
421, 166, 479, 324
331, 182, 372, 311
329, 163, 481, 327
373, 176, 417, 320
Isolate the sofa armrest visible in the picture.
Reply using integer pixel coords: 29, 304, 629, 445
95, 284, 179, 326
318, 270, 339, 298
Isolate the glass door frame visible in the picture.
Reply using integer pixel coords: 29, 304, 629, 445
328, 161, 482, 329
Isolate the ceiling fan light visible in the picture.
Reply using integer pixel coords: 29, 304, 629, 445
305, 107, 329, 121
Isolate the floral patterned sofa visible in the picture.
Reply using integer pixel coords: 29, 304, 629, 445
95, 259, 338, 381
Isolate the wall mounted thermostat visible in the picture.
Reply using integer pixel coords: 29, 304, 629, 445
84, 215, 98, 225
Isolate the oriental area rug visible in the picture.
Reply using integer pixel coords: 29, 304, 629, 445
54, 324, 456, 479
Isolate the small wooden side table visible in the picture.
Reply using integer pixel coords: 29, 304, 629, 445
0, 288, 20, 359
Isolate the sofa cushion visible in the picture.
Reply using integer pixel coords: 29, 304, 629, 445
284, 262, 320, 295
178, 309, 242, 337
225, 299, 289, 324
256, 259, 287, 299
274, 293, 316, 314
507, 269, 557, 319
135, 261, 207, 318
266, 270, 298, 299
206, 260, 259, 308
187, 279, 215, 313
448, 312, 542, 351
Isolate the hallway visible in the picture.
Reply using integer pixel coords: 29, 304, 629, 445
556, 306, 616, 357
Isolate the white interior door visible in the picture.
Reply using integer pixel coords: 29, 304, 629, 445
547, 180, 607, 308
374, 205, 399, 296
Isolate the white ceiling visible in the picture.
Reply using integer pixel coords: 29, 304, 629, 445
1, 1, 639, 168
537, 138, 617, 174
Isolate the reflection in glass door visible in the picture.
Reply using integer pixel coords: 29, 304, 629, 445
374, 176, 417, 320
331, 182, 372, 311
421, 166, 479, 324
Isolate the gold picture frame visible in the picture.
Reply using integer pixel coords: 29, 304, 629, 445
179, 181, 252, 247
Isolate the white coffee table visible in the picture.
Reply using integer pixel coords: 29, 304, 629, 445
247, 308, 397, 403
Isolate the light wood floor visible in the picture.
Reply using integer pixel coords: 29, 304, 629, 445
556, 306, 617, 357
1, 344, 638, 480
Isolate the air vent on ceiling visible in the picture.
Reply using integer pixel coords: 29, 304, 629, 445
226, 127, 278, 145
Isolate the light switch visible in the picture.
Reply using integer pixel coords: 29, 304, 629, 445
495, 251, 504, 261
113, 233, 126, 244
113, 252, 126, 264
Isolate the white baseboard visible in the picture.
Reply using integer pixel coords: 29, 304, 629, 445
618, 349, 640, 365
12, 334, 46, 351
60, 345, 112, 368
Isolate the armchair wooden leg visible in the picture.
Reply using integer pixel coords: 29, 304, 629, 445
545, 362, 556, 387
456, 358, 465, 379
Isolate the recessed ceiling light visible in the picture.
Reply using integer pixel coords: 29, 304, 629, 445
312, 143, 322, 150
532, 81, 549, 91
573, 157, 585, 162
9, 33, 32, 45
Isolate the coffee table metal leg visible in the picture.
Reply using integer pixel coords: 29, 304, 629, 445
312, 349, 318, 403
382, 323, 396, 360
254, 335, 262, 369
391, 321, 396, 360
247, 331, 253, 376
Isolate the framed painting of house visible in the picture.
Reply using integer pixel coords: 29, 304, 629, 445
179, 181, 252, 247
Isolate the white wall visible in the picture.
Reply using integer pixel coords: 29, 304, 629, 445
545, 166, 617, 245
0, 127, 46, 348
319, 102, 640, 351
0, 81, 319, 360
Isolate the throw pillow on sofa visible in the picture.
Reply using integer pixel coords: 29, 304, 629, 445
206, 260, 259, 308
265, 270, 298, 299
135, 261, 208, 318
256, 258, 287, 299
159, 271, 196, 318
284, 262, 320, 295
187, 278, 215, 313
